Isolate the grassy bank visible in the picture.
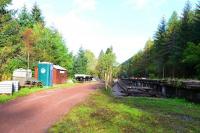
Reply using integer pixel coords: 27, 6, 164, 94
49, 89, 200, 133
0, 83, 78, 104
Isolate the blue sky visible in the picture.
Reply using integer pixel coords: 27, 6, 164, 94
11, 0, 199, 63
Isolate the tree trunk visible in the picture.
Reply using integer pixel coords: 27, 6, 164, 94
105, 73, 108, 89
162, 66, 165, 79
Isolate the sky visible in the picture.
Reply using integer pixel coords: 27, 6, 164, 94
10, 0, 199, 63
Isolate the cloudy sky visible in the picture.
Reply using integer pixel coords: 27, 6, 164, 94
10, 0, 198, 63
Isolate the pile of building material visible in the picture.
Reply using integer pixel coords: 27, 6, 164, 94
117, 79, 155, 97
0, 81, 19, 94
118, 78, 200, 102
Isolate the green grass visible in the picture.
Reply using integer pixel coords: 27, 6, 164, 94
49, 89, 200, 133
0, 83, 78, 104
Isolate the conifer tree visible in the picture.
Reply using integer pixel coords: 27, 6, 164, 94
31, 3, 44, 25
18, 5, 33, 28
0, 0, 20, 80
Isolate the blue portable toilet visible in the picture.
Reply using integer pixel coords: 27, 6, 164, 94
38, 62, 53, 86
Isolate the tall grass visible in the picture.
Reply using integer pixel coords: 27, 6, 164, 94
0, 87, 43, 104
49, 89, 200, 133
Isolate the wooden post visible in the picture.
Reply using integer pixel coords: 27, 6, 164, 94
162, 85, 166, 96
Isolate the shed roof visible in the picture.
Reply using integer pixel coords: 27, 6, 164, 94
38, 62, 53, 64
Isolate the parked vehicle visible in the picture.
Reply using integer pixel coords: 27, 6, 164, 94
74, 74, 93, 82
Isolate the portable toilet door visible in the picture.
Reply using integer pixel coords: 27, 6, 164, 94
38, 62, 53, 86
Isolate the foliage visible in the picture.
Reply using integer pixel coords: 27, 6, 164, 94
183, 42, 200, 79
0, 2, 73, 80
84, 50, 97, 75
49, 90, 200, 133
96, 50, 105, 78
0, 0, 21, 80
31, 24, 73, 73
17, 6, 34, 28
194, 1, 200, 43
120, 1, 200, 79
96, 47, 117, 88
31, 3, 44, 25
73, 47, 88, 75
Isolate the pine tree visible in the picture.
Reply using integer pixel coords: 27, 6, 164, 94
120, 1, 200, 79
177, 1, 195, 77
31, 3, 44, 25
18, 5, 33, 28
0, 0, 20, 80
179, 0, 192, 47
73, 47, 88, 74
193, 1, 200, 43
153, 17, 167, 78
165, 11, 180, 78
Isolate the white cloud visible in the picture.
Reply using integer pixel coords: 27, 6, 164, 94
10, 0, 147, 63
50, 10, 146, 63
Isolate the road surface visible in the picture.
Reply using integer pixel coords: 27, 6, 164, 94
0, 83, 102, 133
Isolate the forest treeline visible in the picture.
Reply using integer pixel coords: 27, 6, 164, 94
0, 1, 73, 80
120, 1, 200, 79
0, 0, 118, 83
73, 47, 118, 88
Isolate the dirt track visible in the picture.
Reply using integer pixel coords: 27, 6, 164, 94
0, 83, 101, 133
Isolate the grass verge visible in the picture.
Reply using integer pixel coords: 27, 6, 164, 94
49, 89, 200, 133
0, 82, 78, 104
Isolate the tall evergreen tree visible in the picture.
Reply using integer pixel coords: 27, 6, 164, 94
31, 3, 44, 25
153, 17, 167, 78
73, 47, 88, 74
0, 1, 74, 80
193, 1, 200, 43
120, 1, 200, 79
165, 11, 180, 78
179, 0, 192, 46
178, 1, 195, 77
0, 0, 21, 80
18, 5, 33, 28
